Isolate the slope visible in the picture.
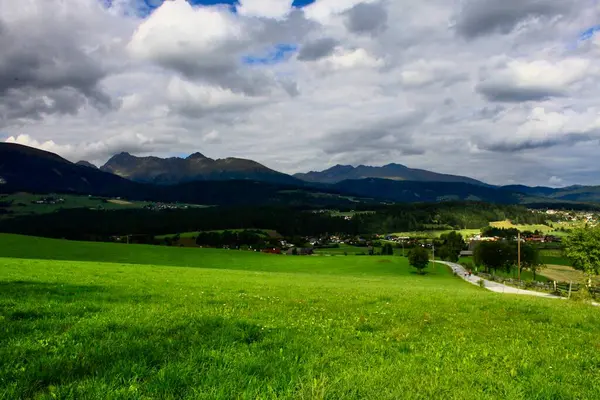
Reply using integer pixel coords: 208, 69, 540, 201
101, 151, 302, 186
295, 163, 487, 185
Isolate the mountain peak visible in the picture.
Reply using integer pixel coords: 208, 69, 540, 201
324, 164, 354, 172
187, 152, 207, 160
295, 162, 486, 185
76, 160, 98, 169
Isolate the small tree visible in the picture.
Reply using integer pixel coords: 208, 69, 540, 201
564, 226, 600, 286
383, 243, 394, 255
473, 241, 514, 274
520, 244, 544, 281
439, 231, 465, 262
408, 247, 430, 275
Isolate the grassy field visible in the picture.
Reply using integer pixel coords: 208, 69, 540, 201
542, 265, 600, 285
1, 234, 600, 399
156, 229, 281, 241
393, 220, 565, 241
458, 257, 547, 282
490, 221, 555, 234
0, 193, 145, 217
539, 249, 571, 266
391, 229, 481, 239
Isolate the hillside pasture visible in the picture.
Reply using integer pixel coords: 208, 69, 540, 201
541, 265, 600, 285
0, 234, 426, 277
0, 193, 143, 217
1, 241, 600, 398
490, 220, 554, 234
391, 228, 481, 239
539, 249, 571, 266
156, 229, 282, 241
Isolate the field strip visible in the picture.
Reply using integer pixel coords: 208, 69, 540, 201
438, 261, 599, 306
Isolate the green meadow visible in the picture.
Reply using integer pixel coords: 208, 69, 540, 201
0, 193, 143, 217
1, 234, 600, 399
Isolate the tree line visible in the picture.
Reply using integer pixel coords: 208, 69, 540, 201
0, 202, 556, 241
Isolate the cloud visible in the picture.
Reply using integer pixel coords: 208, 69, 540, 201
549, 176, 563, 186
399, 59, 467, 88
454, 0, 574, 38
476, 58, 592, 102
297, 38, 339, 61
2, 0, 600, 186
165, 76, 270, 118
237, 0, 294, 19
343, 2, 387, 35
314, 48, 385, 71
6, 132, 179, 163
480, 107, 600, 152
320, 112, 427, 155
0, 0, 130, 124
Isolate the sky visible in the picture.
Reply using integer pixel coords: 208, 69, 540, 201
1, 0, 600, 187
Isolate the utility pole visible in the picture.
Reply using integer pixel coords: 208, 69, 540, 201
517, 231, 521, 281
432, 243, 435, 266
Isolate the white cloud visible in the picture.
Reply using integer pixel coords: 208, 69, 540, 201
237, 0, 294, 19
477, 58, 593, 102
128, 0, 246, 71
2, 0, 600, 186
549, 176, 563, 186
165, 76, 269, 116
316, 47, 385, 70
399, 60, 463, 88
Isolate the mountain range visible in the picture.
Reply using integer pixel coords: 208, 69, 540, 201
98, 152, 301, 186
2, 143, 600, 207
294, 164, 487, 186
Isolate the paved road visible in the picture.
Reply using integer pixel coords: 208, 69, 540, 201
437, 260, 563, 299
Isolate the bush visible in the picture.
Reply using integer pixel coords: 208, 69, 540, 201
408, 247, 430, 275
461, 260, 474, 271
478, 279, 485, 288
570, 288, 593, 303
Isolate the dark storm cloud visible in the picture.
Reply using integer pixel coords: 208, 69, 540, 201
482, 132, 596, 152
297, 38, 339, 61
476, 81, 566, 102
455, 0, 571, 38
321, 113, 426, 155
0, 12, 118, 123
344, 2, 388, 35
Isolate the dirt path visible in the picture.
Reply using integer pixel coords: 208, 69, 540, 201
438, 261, 599, 306
438, 261, 564, 299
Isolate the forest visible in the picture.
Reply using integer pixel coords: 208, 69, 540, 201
0, 202, 556, 241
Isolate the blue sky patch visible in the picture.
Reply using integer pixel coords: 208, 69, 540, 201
580, 25, 600, 41
141, 0, 315, 11
243, 44, 298, 65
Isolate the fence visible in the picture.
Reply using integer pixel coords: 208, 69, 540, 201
475, 272, 600, 299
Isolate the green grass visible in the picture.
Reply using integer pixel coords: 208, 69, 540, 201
0, 193, 145, 217
489, 221, 555, 233
391, 229, 481, 239
539, 250, 572, 266
459, 257, 549, 282
0, 234, 423, 277
1, 234, 600, 399
156, 229, 281, 240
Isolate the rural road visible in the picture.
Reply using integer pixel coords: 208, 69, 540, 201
437, 260, 563, 299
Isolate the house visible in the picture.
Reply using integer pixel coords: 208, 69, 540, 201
460, 250, 474, 257
525, 235, 545, 243
262, 248, 282, 255
286, 248, 314, 256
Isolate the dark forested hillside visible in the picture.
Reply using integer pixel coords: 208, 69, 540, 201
333, 179, 522, 204
100, 152, 302, 185
295, 163, 487, 185
0, 202, 552, 240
